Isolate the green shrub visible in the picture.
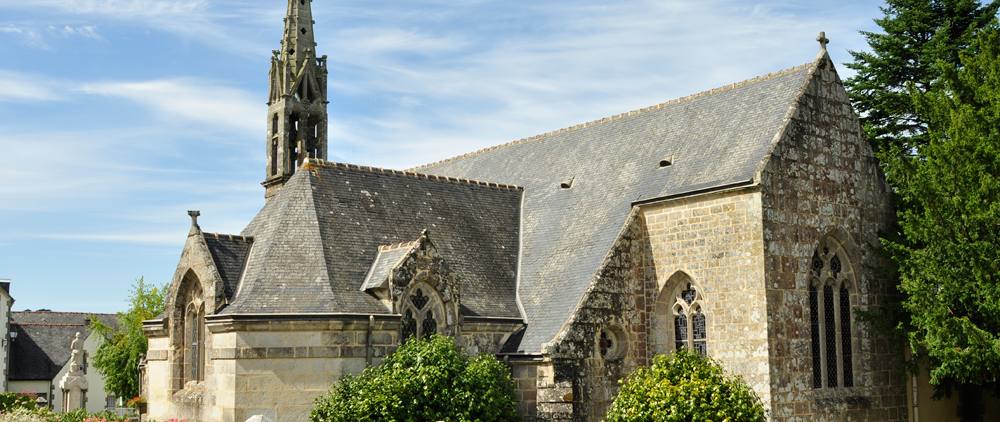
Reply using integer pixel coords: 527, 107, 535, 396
310, 335, 518, 422
606, 351, 766, 422
0, 392, 37, 413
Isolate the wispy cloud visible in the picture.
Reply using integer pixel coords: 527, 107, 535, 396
0, 70, 63, 102
317, 0, 878, 168
78, 79, 263, 134
37, 230, 187, 246
0, 0, 267, 55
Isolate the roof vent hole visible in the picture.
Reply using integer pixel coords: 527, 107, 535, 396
659, 156, 674, 168
560, 177, 575, 189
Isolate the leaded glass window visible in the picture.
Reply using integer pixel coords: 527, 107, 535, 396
674, 310, 688, 351
840, 286, 853, 387
809, 236, 857, 389
399, 285, 444, 342
672, 283, 706, 355
809, 286, 822, 388
823, 285, 837, 387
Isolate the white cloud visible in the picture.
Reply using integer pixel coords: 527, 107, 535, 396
0, 70, 63, 102
51, 24, 102, 40
37, 230, 187, 246
317, 0, 878, 169
78, 79, 263, 134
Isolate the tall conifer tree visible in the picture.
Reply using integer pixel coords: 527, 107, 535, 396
883, 25, 1000, 421
845, 0, 998, 157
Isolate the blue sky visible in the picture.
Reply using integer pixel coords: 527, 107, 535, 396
0, 0, 882, 313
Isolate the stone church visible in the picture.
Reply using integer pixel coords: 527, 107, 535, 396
142, 1, 908, 421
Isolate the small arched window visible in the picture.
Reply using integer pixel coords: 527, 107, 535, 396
672, 283, 707, 355
399, 285, 444, 343
809, 236, 857, 389
173, 271, 206, 389
185, 303, 205, 382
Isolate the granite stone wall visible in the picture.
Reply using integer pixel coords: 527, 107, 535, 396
535, 211, 655, 421
759, 54, 907, 421
639, 189, 772, 406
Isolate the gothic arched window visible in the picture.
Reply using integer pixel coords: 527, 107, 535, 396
673, 283, 707, 355
399, 285, 444, 343
185, 303, 205, 382
173, 271, 206, 389
809, 236, 857, 389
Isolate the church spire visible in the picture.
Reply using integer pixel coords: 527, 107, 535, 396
263, 0, 329, 200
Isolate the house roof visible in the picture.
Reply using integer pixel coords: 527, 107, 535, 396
414, 61, 817, 352
203, 233, 253, 302
9, 311, 116, 381
223, 162, 523, 318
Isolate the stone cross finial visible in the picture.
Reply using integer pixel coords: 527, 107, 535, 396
188, 210, 201, 235
817, 32, 830, 50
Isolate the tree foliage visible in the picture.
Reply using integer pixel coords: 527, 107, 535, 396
605, 351, 765, 422
845, 0, 998, 156
90, 277, 167, 400
884, 24, 1000, 393
310, 335, 518, 422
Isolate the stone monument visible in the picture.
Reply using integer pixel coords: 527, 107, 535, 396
58, 332, 88, 412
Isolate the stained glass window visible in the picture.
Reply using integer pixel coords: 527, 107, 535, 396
674, 310, 688, 352
681, 284, 697, 304
692, 311, 707, 356
810, 285, 821, 388
672, 283, 706, 355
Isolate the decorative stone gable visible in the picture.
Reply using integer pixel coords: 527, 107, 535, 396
362, 230, 462, 340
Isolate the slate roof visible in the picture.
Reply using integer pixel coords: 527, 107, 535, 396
361, 240, 420, 292
203, 233, 253, 302
9, 311, 117, 381
414, 62, 816, 352
223, 162, 523, 318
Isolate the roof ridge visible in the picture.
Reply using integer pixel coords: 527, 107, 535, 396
14, 311, 114, 316
203, 232, 254, 242
410, 61, 814, 172
302, 159, 523, 191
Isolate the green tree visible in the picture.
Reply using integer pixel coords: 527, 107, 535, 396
884, 26, 1000, 421
90, 277, 167, 401
310, 335, 518, 422
845, 0, 998, 156
605, 351, 765, 422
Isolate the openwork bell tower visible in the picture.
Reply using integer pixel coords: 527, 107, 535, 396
263, 0, 329, 199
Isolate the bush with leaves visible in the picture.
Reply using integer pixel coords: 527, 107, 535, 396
91, 277, 166, 400
0, 392, 38, 413
606, 351, 765, 422
310, 335, 518, 422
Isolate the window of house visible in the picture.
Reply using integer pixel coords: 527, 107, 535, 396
597, 326, 626, 360
399, 286, 443, 343
185, 303, 205, 382
174, 271, 206, 388
809, 237, 856, 389
672, 283, 707, 355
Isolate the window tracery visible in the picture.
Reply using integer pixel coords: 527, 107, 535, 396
399, 284, 444, 343
672, 283, 707, 355
809, 237, 857, 389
